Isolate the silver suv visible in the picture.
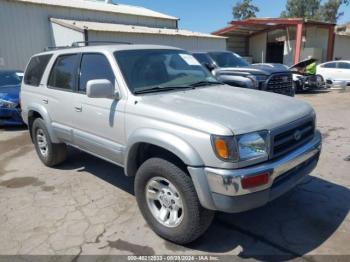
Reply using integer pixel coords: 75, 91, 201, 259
21, 44, 322, 244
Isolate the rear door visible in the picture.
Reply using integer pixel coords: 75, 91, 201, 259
45, 53, 80, 143
336, 62, 350, 81
71, 52, 125, 164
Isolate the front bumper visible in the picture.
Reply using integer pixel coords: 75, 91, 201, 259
0, 108, 24, 126
188, 130, 322, 213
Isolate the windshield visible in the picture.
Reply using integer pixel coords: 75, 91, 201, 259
208, 52, 249, 68
0, 71, 22, 87
114, 49, 217, 94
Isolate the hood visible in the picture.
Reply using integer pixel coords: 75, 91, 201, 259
289, 58, 317, 70
0, 85, 20, 103
133, 85, 314, 135
216, 64, 289, 76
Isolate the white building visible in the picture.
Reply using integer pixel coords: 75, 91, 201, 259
0, 0, 226, 70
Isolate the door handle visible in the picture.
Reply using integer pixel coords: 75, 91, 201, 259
74, 106, 82, 112
42, 99, 48, 104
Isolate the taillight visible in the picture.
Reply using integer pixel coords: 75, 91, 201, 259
241, 173, 269, 189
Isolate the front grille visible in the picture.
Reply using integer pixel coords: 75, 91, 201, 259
266, 73, 293, 94
271, 117, 315, 159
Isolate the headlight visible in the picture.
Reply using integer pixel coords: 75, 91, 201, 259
211, 131, 269, 163
237, 131, 269, 161
0, 99, 17, 109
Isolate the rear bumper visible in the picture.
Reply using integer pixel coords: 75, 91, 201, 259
0, 108, 24, 126
188, 131, 322, 213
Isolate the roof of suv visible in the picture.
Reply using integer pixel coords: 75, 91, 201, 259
37, 44, 182, 57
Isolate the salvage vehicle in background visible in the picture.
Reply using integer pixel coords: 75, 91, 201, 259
193, 51, 295, 96
317, 60, 350, 87
0, 70, 24, 126
21, 43, 321, 244
289, 58, 326, 92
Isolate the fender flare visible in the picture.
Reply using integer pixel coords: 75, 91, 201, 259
27, 104, 60, 143
124, 128, 204, 176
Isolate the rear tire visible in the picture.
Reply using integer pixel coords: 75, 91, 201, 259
32, 118, 67, 167
135, 157, 214, 244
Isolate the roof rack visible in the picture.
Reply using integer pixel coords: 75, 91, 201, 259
44, 41, 132, 51
44, 46, 71, 51
71, 41, 132, 47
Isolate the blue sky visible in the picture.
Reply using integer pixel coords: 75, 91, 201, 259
114, 0, 350, 33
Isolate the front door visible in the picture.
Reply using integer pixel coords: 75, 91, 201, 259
71, 53, 125, 165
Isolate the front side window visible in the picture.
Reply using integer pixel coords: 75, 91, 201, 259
337, 62, 350, 69
114, 49, 217, 94
79, 54, 115, 93
208, 52, 249, 68
322, 62, 336, 69
48, 54, 79, 90
193, 53, 215, 65
0, 71, 22, 87
24, 54, 52, 86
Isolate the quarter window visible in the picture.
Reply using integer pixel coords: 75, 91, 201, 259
24, 54, 52, 86
79, 54, 115, 93
48, 54, 79, 90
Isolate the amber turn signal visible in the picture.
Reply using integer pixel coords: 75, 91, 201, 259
214, 138, 229, 159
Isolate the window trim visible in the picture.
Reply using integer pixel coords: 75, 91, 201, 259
47, 53, 80, 92
337, 62, 350, 69
24, 54, 53, 87
77, 52, 116, 95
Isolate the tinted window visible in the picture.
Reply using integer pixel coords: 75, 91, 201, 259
208, 52, 249, 68
0, 71, 22, 87
193, 53, 214, 65
48, 54, 79, 90
24, 54, 52, 86
338, 62, 350, 69
322, 62, 336, 68
79, 54, 115, 93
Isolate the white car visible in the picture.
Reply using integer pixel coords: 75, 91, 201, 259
317, 60, 350, 86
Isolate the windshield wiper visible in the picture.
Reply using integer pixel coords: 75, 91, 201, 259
134, 85, 195, 95
189, 80, 223, 87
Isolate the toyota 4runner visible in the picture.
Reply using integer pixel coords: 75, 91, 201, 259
21, 44, 322, 244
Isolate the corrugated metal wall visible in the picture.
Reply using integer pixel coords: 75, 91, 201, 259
87, 31, 227, 52
226, 34, 248, 56
0, 0, 177, 70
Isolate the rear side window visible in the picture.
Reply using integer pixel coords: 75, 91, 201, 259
24, 54, 52, 86
322, 62, 336, 68
337, 62, 350, 69
79, 53, 115, 93
48, 54, 79, 90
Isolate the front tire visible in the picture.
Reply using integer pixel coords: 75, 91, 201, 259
32, 118, 67, 167
135, 157, 214, 244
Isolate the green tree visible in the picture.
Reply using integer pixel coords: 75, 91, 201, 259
280, 0, 321, 19
320, 0, 349, 23
280, 0, 349, 23
232, 0, 260, 20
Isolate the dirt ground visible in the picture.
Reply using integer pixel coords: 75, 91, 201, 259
0, 90, 349, 260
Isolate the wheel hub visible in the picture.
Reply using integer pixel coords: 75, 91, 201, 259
145, 177, 184, 228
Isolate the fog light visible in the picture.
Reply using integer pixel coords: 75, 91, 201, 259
241, 173, 269, 189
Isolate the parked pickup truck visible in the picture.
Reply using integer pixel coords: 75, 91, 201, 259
21, 44, 321, 244
193, 51, 295, 96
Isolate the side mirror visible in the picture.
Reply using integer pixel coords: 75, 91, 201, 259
203, 62, 216, 71
86, 79, 117, 99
